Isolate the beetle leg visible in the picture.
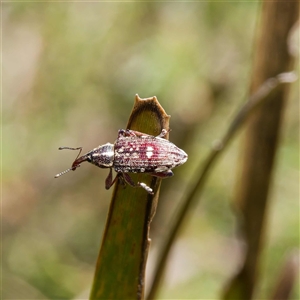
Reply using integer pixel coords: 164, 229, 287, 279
118, 129, 138, 138
156, 128, 170, 138
138, 182, 154, 195
118, 129, 128, 138
105, 168, 119, 190
118, 173, 126, 186
125, 129, 148, 138
122, 173, 154, 195
151, 170, 174, 178
118, 128, 170, 140
119, 129, 154, 139
122, 173, 137, 187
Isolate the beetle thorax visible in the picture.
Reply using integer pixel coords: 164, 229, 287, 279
88, 143, 114, 168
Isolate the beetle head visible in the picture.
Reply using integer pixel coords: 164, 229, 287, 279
55, 143, 114, 178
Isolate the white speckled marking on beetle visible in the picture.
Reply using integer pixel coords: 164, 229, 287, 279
132, 152, 139, 159
146, 151, 153, 158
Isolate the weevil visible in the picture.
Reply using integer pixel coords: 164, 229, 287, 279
55, 129, 188, 194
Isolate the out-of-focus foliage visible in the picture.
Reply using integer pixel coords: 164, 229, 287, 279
3, 2, 298, 299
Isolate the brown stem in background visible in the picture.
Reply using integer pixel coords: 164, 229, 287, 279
147, 71, 297, 299
223, 1, 299, 299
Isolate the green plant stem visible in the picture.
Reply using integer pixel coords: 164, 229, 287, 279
90, 95, 170, 300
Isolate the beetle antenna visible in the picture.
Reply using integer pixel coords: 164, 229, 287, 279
58, 147, 83, 160
55, 147, 83, 178
55, 166, 80, 178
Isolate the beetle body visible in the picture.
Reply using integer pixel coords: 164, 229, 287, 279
55, 129, 188, 194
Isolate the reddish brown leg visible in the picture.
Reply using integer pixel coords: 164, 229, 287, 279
105, 168, 119, 190
118, 129, 138, 138
151, 170, 174, 178
122, 173, 136, 187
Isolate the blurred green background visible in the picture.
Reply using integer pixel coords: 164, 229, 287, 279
3, 2, 299, 299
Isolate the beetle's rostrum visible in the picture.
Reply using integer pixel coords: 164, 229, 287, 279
55, 129, 188, 194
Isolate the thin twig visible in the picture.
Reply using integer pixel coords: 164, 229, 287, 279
147, 72, 297, 300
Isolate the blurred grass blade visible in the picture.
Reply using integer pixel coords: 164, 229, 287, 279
223, 2, 299, 299
147, 71, 297, 299
89, 95, 170, 300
